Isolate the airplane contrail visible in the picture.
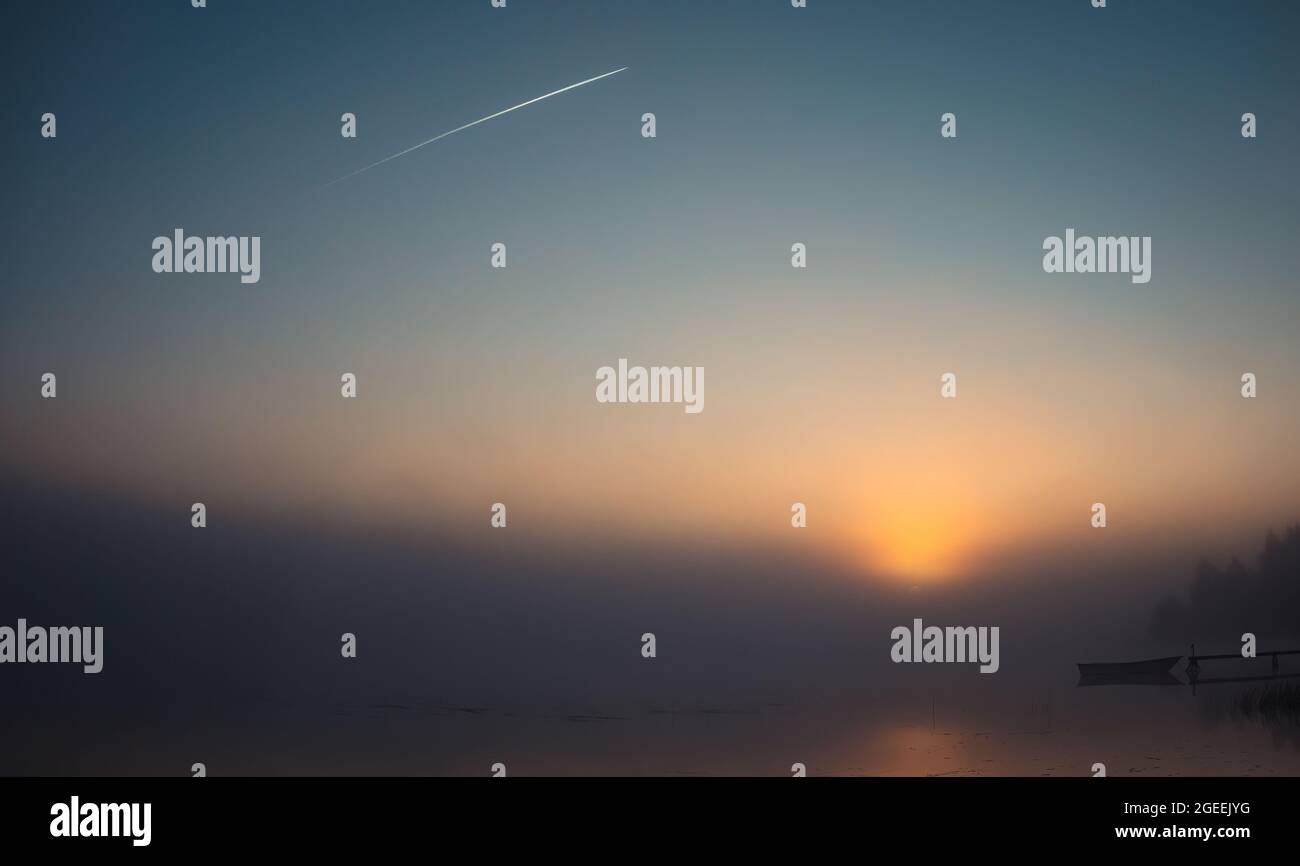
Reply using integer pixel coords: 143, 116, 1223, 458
324, 66, 628, 187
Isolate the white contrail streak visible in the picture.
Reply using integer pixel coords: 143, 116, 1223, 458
324, 66, 628, 187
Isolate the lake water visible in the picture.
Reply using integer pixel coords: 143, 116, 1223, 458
10, 672, 1299, 777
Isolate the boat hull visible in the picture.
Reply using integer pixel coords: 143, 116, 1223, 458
1076, 656, 1181, 677
1077, 671, 1182, 687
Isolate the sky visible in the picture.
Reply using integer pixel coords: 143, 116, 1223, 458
2, 1, 1299, 745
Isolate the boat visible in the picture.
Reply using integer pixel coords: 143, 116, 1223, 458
1077, 671, 1182, 687
1076, 656, 1181, 677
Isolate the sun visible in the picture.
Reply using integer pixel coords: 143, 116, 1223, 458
875, 518, 963, 578
850, 481, 986, 582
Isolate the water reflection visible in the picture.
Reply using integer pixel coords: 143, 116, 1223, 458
8, 675, 1297, 776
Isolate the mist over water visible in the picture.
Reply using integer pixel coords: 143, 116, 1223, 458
4, 476, 1296, 776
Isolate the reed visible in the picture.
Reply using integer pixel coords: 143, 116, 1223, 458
1235, 681, 1300, 725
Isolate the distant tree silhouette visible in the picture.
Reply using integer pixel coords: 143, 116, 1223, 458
1150, 525, 1300, 643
